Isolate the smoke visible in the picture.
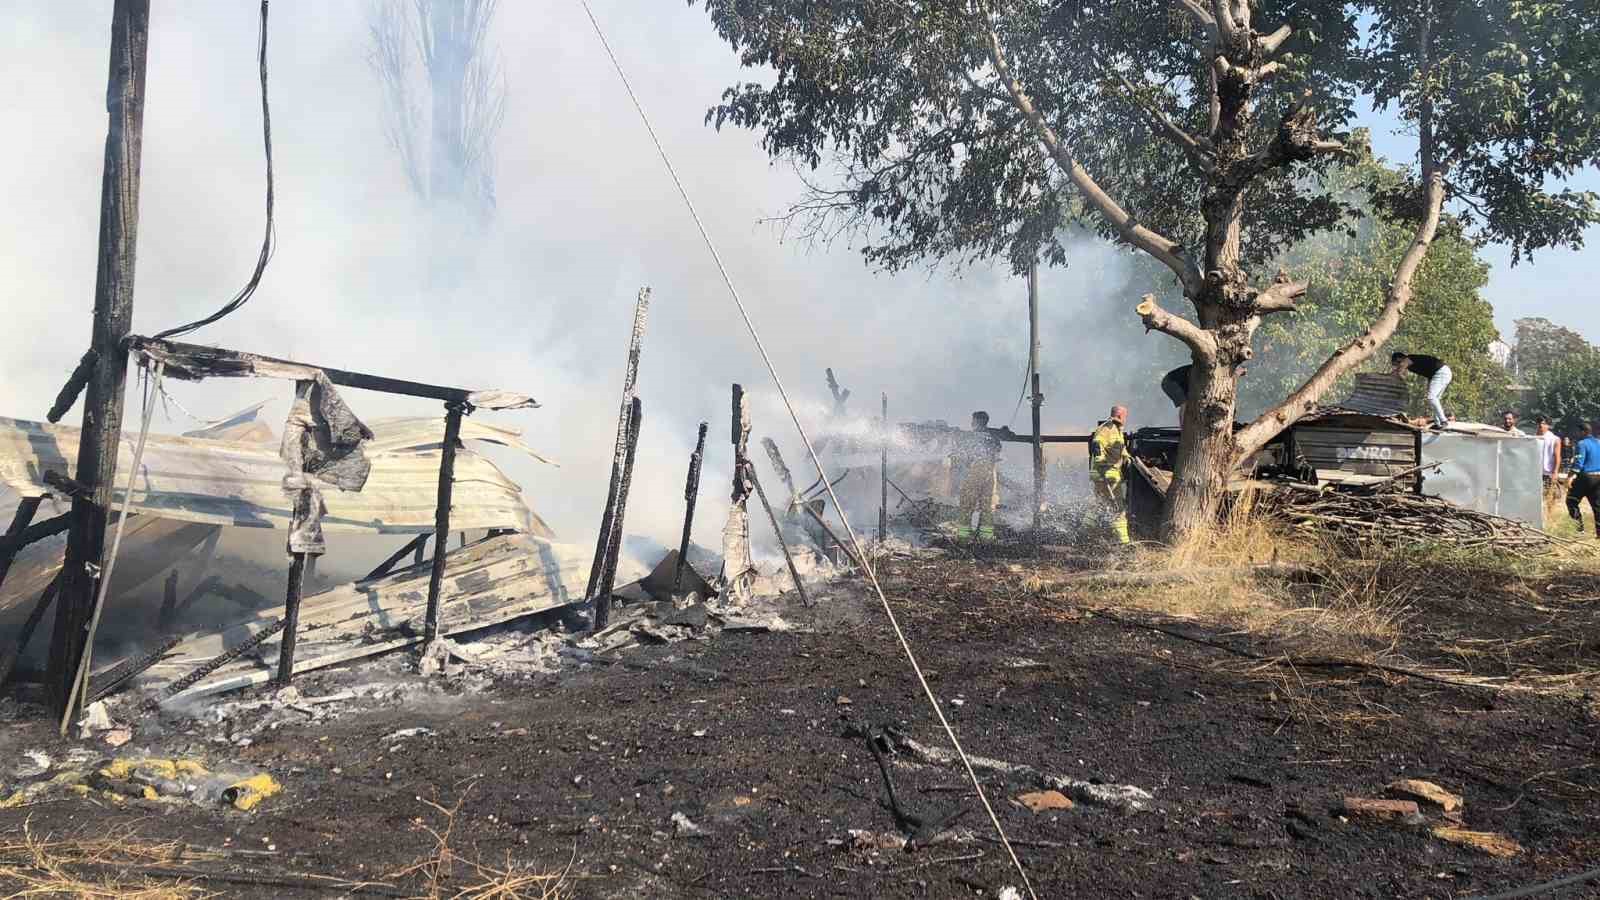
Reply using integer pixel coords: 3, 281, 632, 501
0, 2, 1182, 561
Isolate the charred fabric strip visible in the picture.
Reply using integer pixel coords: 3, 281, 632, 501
87, 635, 182, 702
0, 577, 60, 690
160, 618, 286, 701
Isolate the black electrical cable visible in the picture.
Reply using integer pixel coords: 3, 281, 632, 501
152, 0, 274, 341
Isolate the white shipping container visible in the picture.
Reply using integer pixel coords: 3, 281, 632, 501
1420, 429, 1545, 528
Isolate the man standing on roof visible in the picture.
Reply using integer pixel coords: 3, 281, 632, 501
1161, 363, 1246, 427
1390, 351, 1452, 429
1567, 420, 1600, 538
1088, 406, 1131, 545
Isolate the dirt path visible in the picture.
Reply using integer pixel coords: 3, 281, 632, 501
2, 553, 1597, 898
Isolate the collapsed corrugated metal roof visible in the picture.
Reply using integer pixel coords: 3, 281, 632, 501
151, 533, 641, 702
0, 414, 554, 536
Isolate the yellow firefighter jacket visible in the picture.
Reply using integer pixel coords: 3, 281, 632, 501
1089, 420, 1127, 483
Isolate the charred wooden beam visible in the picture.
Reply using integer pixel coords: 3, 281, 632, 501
422, 403, 467, 644
47, 350, 99, 424
0, 498, 46, 593
276, 553, 308, 685
747, 465, 811, 606
1031, 373, 1045, 531
42, 471, 91, 500
160, 618, 286, 700
586, 288, 651, 604
126, 336, 514, 406
87, 635, 181, 702
366, 532, 433, 581
50, 0, 151, 719
0, 577, 60, 691
721, 385, 756, 602
673, 422, 709, 595
594, 397, 643, 630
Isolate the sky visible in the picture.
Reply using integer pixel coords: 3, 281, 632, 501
1, 1, 1596, 552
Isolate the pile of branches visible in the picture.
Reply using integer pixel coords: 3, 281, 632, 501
1257, 487, 1573, 553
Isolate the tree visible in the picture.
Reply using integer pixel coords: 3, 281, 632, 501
1527, 348, 1600, 437
695, 0, 1600, 540
368, 0, 505, 225
1242, 151, 1509, 422
1511, 317, 1595, 384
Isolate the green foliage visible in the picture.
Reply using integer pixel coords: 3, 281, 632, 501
1512, 317, 1594, 383
1527, 348, 1600, 436
695, 1, 1600, 275
1242, 167, 1510, 421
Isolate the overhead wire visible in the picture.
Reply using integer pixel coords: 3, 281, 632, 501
152, 0, 275, 341
575, 4, 1038, 898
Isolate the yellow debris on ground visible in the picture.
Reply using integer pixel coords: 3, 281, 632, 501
225, 773, 281, 811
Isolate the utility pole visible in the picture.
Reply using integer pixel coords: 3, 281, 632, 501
1028, 261, 1044, 532
48, 0, 151, 719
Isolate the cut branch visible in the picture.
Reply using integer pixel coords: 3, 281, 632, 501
982, 14, 1203, 297
1136, 293, 1216, 356
1257, 24, 1291, 55
1253, 269, 1307, 314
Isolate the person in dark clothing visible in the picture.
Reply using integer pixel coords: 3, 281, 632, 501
1568, 420, 1600, 538
1160, 363, 1246, 427
1390, 352, 1452, 428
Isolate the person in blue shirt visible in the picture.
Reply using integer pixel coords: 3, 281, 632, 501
1567, 421, 1600, 537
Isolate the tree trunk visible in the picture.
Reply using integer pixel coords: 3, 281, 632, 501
1163, 350, 1239, 539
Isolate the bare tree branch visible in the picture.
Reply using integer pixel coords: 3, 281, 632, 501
1093, 49, 1216, 174
980, 13, 1204, 297
1252, 269, 1307, 314
1136, 293, 1217, 355
1257, 24, 1291, 56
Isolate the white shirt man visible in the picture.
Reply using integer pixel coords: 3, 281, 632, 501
1537, 417, 1562, 483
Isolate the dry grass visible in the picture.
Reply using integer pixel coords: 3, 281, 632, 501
0, 821, 215, 899
394, 785, 572, 900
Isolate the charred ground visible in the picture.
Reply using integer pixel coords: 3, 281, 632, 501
1, 546, 1597, 899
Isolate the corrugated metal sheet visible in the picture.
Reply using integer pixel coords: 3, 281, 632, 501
0, 415, 552, 536
149, 534, 644, 701
1341, 373, 1409, 417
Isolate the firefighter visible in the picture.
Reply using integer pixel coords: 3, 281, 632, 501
954, 411, 1010, 540
1088, 405, 1131, 544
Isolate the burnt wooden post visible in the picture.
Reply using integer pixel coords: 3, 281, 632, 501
48, 0, 151, 718
721, 385, 755, 602
594, 397, 643, 629
747, 465, 811, 606
880, 393, 889, 543
1028, 261, 1044, 532
673, 422, 709, 594
587, 288, 651, 602
423, 402, 467, 644
276, 553, 307, 684
0, 497, 43, 595
0, 578, 60, 691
